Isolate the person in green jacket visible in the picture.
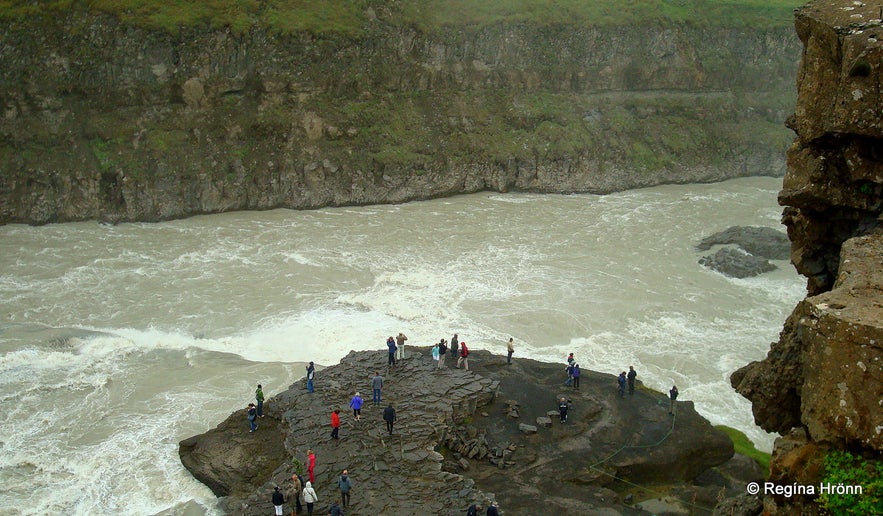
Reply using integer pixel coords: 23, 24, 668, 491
256, 384, 265, 418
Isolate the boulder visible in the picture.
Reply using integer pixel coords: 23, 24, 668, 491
699, 247, 777, 278
696, 226, 790, 260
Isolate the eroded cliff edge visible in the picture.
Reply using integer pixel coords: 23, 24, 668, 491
731, 1, 883, 513
0, 8, 798, 224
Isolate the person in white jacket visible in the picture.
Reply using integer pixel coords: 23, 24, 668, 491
302, 481, 318, 516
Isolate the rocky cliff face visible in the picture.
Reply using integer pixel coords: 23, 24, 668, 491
731, 1, 882, 513
0, 10, 798, 223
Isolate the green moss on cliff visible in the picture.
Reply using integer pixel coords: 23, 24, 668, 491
0, 0, 802, 34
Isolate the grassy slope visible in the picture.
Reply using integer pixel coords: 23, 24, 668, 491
716, 425, 771, 474
0, 0, 802, 34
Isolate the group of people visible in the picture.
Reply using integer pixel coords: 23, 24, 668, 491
430, 333, 474, 370
564, 353, 581, 388
246, 383, 266, 433
270, 460, 350, 516
617, 365, 638, 397
385, 332, 409, 366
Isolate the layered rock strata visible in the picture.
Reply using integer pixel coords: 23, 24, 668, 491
732, 1, 883, 513
0, 10, 799, 224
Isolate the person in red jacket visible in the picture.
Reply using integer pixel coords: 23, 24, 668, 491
330, 409, 341, 440
307, 449, 316, 483
457, 341, 470, 370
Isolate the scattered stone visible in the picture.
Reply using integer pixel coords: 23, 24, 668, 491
536, 416, 553, 428
518, 423, 538, 434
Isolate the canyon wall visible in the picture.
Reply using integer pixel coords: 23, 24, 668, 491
0, 9, 798, 223
732, 0, 882, 513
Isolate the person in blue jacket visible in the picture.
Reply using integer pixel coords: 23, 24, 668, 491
386, 336, 397, 366
618, 371, 627, 398
247, 403, 258, 432
572, 364, 581, 389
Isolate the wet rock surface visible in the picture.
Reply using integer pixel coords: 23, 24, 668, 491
181, 349, 740, 515
696, 226, 789, 278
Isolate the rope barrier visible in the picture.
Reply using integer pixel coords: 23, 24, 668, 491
586, 403, 717, 513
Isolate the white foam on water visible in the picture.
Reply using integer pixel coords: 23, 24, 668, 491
0, 329, 304, 516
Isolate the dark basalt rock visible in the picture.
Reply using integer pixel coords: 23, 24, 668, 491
180, 349, 744, 515
696, 226, 791, 260
699, 247, 778, 278
697, 226, 789, 277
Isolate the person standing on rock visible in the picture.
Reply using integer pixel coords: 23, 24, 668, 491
618, 371, 627, 398
506, 337, 514, 365
438, 339, 448, 369
572, 364, 581, 389
287, 474, 303, 516
337, 469, 352, 509
328, 498, 344, 516
627, 365, 637, 396
383, 404, 397, 435
247, 403, 258, 432
466, 503, 481, 516
272, 485, 285, 516
386, 336, 397, 367
558, 397, 570, 423
457, 341, 469, 370
307, 449, 316, 483
371, 372, 384, 406
432, 341, 440, 365
486, 501, 500, 516
330, 409, 341, 440
450, 334, 459, 359
302, 480, 318, 516
255, 384, 265, 418
564, 362, 574, 386
349, 392, 363, 421
669, 385, 679, 415
306, 362, 316, 393
396, 331, 408, 360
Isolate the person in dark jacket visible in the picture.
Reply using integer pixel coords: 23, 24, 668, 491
337, 469, 352, 508
572, 364, 581, 389
618, 372, 627, 398
386, 336, 397, 366
256, 384, 265, 417
272, 485, 285, 516
328, 498, 344, 516
450, 334, 459, 358
247, 403, 258, 432
383, 404, 397, 435
669, 385, 679, 415
466, 503, 481, 516
306, 362, 315, 393
627, 365, 637, 395
437, 339, 448, 369
486, 501, 500, 516
558, 397, 570, 423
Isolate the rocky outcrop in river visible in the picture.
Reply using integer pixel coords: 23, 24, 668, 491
731, 1, 883, 513
0, 7, 799, 224
180, 349, 753, 515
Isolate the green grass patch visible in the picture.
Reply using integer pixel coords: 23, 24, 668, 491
398, 0, 800, 30
715, 425, 770, 474
0, 0, 803, 33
